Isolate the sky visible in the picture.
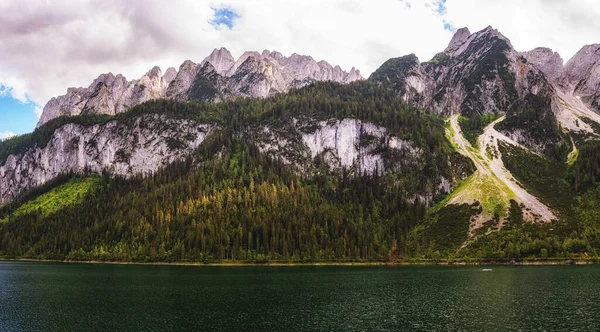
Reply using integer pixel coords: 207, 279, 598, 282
2, 0, 600, 138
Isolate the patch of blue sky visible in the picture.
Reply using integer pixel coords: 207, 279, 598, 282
444, 22, 456, 32
209, 6, 240, 30
0, 86, 39, 136
436, 0, 456, 32
437, 0, 447, 13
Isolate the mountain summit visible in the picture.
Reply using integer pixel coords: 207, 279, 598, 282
370, 26, 600, 153
37, 49, 363, 127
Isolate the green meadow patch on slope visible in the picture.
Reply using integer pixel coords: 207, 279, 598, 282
444, 115, 514, 218
445, 171, 514, 218
1, 176, 101, 222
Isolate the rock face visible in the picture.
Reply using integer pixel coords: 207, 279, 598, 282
299, 119, 413, 175
522, 47, 567, 87
369, 26, 568, 153
37, 49, 363, 127
370, 26, 554, 117
2, 113, 460, 205
252, 118, 420, 175
564, 44, 600, 111
246, 117, 460, 204
37, 68, 177, 126
1, 115, 213, 203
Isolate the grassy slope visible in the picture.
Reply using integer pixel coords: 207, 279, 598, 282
1, 177, 100, 222
444, 116, 514, 217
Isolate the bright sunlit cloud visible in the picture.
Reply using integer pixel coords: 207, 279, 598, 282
1, 131, 17, 140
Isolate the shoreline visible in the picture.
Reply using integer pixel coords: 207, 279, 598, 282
0, 258, 597, 267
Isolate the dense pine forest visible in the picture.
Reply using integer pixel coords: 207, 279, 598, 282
2, 81, 600, 263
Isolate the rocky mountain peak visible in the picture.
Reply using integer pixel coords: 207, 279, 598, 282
226, 51, 259, 75
262, 50, 285, 61
445, 25, 512, 58
288, 53, 314, 62
37, 49, 362, 126
135, 66, 170, 101
346, 67, 362, 82
166, 60, 200, 99
90, 72, 117, 89
163, 67, 178, 85
403, 53, 420, 63
371, 25, 550, 117
522, 47, 566, 86
201, 47, 235, 76
481, 25, 511, 43
233, 54, 262, 74
445, 27, 471, 54
146, 66, 162, 78
570, 43, 600, 57
565, 44, 600, 82
563, 44, 600, 110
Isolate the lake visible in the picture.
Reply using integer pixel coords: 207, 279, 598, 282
0, 262, 599, 331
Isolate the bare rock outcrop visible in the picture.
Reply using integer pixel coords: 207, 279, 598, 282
2, 115, 213, 203
565, 44, 600, 111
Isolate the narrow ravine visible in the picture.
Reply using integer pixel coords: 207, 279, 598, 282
567, 135, 578, 165
446, 115, 556, 225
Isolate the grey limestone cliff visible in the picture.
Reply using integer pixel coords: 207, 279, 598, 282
2, 115, 214, 203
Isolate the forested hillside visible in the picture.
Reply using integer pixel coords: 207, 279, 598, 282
0, 82, 472, 262
3, 79, 600, 263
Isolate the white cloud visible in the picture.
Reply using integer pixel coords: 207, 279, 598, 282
444, 0, 600, 62
1, 0, 600, 111
34, 106, 43, 119
0, 79, 28, 103
0, 0, 452, 107
1, 131, 17, 140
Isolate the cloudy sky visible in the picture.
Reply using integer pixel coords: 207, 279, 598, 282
2, 0, 600, 138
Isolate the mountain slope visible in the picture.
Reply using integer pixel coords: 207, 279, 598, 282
369, 26, 566, 155
368, 26, 600, 255
0, 82, 473, 262
0, 140, 429, 262
2, 82, 471, 205
6, 27, 600, 262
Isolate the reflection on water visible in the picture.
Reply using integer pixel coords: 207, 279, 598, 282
0, 262, 599, 331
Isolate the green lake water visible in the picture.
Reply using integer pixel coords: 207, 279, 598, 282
0, 262, 599, 331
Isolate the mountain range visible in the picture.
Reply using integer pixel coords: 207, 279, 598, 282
2, 26, 600, 262
37, 48, 362, 126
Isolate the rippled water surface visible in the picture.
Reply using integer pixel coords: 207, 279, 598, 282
1, 262, 599, 331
